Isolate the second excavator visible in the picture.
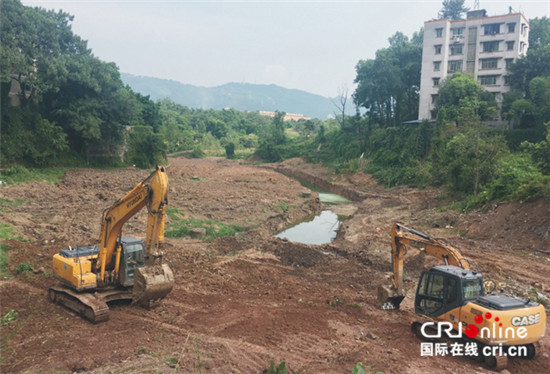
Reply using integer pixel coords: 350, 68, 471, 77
378, 223, 546, 369
49, 165, 174, 322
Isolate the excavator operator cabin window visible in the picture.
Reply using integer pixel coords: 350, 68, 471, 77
126, 243, 145, 266
417, 273, 444, 314
427, 273, 444, 298
463, 278, 483, 299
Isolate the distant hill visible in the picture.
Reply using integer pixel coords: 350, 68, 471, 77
121, 73, 348, 120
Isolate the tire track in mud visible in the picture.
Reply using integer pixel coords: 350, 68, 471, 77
113, 305, 320, 371
0, 279, 45, 295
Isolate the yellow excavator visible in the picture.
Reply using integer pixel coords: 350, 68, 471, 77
379, 223, 546, 369
49, 165, 174, 322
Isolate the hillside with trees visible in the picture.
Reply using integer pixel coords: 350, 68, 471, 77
1, 0, 549, 209
1, 0, 165, 168
121, 74, 347, 120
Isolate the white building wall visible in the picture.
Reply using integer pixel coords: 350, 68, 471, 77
418, 12, 529, 122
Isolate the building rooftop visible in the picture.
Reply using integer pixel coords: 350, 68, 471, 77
425, 11, 528, 25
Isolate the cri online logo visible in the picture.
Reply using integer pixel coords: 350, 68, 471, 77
421, 311, 538, 340
464, 312, 496, 338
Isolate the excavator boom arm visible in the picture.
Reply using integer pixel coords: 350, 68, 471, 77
380, 223, 470, 309
96, 166, 169, 284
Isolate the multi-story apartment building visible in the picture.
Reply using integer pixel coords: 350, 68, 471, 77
418, 9, 529, 123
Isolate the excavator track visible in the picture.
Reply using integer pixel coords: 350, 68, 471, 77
48, 286, 109, 323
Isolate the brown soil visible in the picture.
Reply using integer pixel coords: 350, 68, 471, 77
1, 157, 549, 374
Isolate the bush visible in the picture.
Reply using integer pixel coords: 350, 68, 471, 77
225, 142, 236, 159
1, 310, 18, 326
265, 361, 299, 374
486, 153, 546, 202
165, 209, 247, 241
190, 146, 205, 159
0, 166, 69, 185
0, 243, 9, 278
16, 262, 33, 273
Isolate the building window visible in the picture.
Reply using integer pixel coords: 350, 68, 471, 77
504, 75, 510, 85
433, 77, 440, 86
480, 58, 498, 69
505, 58, 514, 69
506, 41, 515, 51
479, 75, 498, 85
520, 41, 526, 53
450, 44, 463, 55
434, 45, 442, 54
482, 41, 500, 52
507, 23, 516, 33
431, 94, 438, 104
433, 61, 441, 71
436, 28, 443, 37
483, 23, 501, 35
521, 23, 528, 36
448, 60, 463, 73
451, 27, 464, 36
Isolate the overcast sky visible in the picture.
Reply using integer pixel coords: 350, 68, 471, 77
22, 0, 550, 98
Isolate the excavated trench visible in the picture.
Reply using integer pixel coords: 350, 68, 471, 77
273, 185, 355, 245
274, 166, 366, 202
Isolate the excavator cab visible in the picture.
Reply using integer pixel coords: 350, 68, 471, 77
117, 237, 146, 287
415, 265, 483, 318
116, 236, 174, 305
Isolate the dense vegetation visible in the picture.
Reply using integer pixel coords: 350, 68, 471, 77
0, 0, 165, 168
1, 0, 549, 209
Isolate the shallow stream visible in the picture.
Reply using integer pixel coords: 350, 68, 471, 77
274, 192, 352, 245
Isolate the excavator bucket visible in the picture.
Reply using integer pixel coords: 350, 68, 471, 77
132, 263, 174, 307
377, 285, 405, 310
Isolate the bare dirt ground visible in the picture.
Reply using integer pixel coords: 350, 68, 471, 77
1, 157, 549, 374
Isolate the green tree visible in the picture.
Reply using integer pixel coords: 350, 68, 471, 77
271, 111, 287, 145
299, 119, 316, 137
1, 107, 68, 166
507, 17, 550, 93
0, 0, 89, 106
503, 17, 550, 138
225, 142, 236, 159
436, 105, 507, 196
206, 118, 228, 139
522, 122, 550, 175
435, 73, 497, 124
528, 17, 550, 51
135, 93, 162, 132
1, 0, 160, 166
41, 55, 139, 158
255, 111, 287, 162
438, 0, 468, 21
354, 31, 422, 127
507, 45, 550, 93
503, 76, 550, 136
125, 126, 166, 168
